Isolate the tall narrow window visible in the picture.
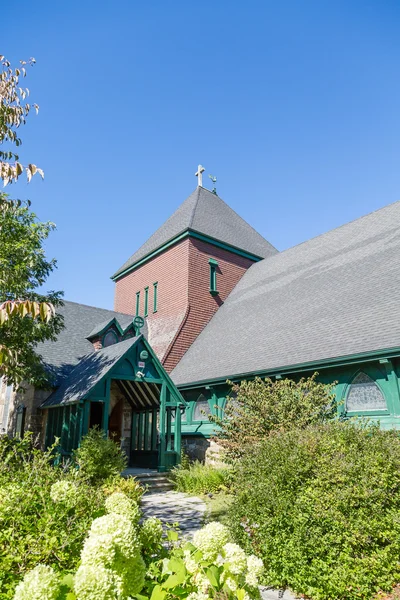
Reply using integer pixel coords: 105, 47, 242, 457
346, 372, 387, 412
135, 291, 140, 316
144, 287, 149, 317
153, 282, 158, 313
209, 258, 218, 296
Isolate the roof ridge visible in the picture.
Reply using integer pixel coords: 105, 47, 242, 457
264, 198, 400, 261
188, 186, 201, 229
62, 299, 134, 316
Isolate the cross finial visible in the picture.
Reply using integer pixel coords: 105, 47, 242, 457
195, 164, 205, 187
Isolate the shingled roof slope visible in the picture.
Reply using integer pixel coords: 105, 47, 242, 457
42, 337, 139, 407
171, 201, 400, 385
37, 301, 135, 383
112, 186, 277, 278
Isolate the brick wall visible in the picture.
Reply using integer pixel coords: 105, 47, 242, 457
114, 239, 191, 360
114, 236, 255, 372
163, 238, 254, 371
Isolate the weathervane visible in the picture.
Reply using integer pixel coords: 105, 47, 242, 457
209, 174, 217, 195
195, 164, 205, 187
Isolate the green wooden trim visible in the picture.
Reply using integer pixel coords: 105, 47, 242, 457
135, 291, 140, 316
208, 258, 218, 266
111, 230, 262, 281
144, 286, 149, 317
209, 260, 218, 295
158, 383, 167, 472
177, 347, 400, 390
153, 282, 158, 313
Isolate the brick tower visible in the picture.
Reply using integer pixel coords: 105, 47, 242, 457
112, 178, 277, 372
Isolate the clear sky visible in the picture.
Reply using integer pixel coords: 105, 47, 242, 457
3, 1, 400, 309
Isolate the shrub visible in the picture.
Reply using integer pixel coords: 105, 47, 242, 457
0, 434, 105, 599
14, 507, 264, 600
228, 421, 400, 600
211, 373, 337, 460
102, 474, 144, 504
170, 460, 232, 494
73, 427, 127, 483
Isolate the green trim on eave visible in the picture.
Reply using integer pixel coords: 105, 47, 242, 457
175, 346, 400, 390
111, 230, 264, 281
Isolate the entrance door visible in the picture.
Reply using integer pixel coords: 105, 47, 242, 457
89, 402, 103, 429
109, 399, 123, 443
130, 408, 158, 469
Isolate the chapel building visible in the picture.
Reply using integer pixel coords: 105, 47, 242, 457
2, 167, 400, 467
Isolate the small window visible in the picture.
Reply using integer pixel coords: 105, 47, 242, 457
135, 291, 140, 316
209, 259, 218, 296
103, 330, 118, 347
346, 372, 387, 412
193, 394, 211, 421
144, 287, 149, 317
15, 404, 26, 438
153, 282, 158, 313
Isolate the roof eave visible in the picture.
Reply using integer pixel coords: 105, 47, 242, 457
174, 345, 400, 390
111, 229, 267, 281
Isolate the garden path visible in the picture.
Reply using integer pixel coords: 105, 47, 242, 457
141, 492, 298, 599
141, 490, 207, 537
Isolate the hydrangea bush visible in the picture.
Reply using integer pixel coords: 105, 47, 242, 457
13, 495, 263, 600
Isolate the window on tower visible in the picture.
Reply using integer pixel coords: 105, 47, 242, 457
208, 258, 219, 296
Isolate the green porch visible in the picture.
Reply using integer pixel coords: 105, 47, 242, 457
42, 336, 186, 472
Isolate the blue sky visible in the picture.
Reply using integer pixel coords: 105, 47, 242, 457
3, 1, 400, 309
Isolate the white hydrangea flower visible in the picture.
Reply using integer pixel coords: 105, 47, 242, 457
192, 521, 232, 561
245, 571, 259, 589
50, 480, 78, 506
191, 571, 210, 593
105, 492, 140, 522
186, 592, 209, 600
80, 533, 116, 566
74, 564, 122, 600
222, 542, 247, 575
247, 554, 264, 578
141, 516, 163, 547
224, 576, 238, 592
183, 549, 198, 574
87, 512, 140, 560
13, 564, 60, 600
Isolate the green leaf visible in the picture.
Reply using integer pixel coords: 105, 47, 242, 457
61, 574, 74, 589
206, 565, 220, 588
150, 584, 167, 600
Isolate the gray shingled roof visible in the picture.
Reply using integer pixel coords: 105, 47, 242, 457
171, 201, 400, 386
112, 187, 277, 279
42, 337, 139, 407
37, 301, 135, 384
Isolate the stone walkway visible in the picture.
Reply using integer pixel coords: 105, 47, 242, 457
141, 490, 207, 537
141, 491, 298, 599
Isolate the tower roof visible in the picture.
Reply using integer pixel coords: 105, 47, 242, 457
112, 186, 277, 279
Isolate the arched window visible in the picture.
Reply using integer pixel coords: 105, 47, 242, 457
346, 372, 387, 412
193, 394, 211, 421
103, 330, 118, 347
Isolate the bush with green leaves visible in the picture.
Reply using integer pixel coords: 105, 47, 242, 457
0, 431, 139, 599
228, 421, 400, 600
14, 504, 264, 600
211, 373, 337, 460
171, 460, 233, 495
72, 426, 127, 483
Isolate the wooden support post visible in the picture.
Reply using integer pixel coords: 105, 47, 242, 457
174, 405, 182, 461
102, 378, 111, 436
81, 401, 90, 440
158, 383, 167, 472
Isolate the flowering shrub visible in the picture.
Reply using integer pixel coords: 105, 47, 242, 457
13, 494, 263, 600
50, 480, 79, 507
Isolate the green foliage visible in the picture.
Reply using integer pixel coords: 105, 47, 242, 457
228, 421, 400, 600
102, 474, 144, 504
170, 460, 232, 495
73, 427, 127, 483
0, 433, 105, 599
212, 373, 337, 460
0, 194, 63, 385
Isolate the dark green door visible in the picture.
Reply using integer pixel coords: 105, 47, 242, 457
130, 409, 158, 469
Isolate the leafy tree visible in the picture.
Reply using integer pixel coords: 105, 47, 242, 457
0, 55, 62, 382
0, 193, 63, 385
211, 374, 338, 460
